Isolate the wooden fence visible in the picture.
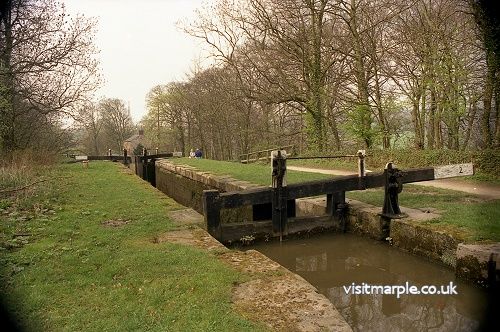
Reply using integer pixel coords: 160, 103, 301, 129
239, 145, 294, 163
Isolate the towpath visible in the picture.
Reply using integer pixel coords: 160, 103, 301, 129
288, 165, 500, 200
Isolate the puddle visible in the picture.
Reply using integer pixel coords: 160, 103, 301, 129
249, 233, 494, 332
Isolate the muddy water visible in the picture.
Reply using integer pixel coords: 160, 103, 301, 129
249, 233, 491, 332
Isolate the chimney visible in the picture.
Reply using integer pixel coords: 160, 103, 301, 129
139, 129, 144, 136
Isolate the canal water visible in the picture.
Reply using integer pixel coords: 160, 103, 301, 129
249, 233, 492, 332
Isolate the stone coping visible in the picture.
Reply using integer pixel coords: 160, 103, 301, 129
155, 226, 352, 331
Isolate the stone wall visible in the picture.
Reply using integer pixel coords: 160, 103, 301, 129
155, 160, 262, 222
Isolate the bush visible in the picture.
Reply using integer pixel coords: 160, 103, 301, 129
0, 149, 54, 200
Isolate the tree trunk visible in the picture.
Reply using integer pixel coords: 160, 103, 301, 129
0, 3, 15, 154
427, 87, 437, 149
482, 66, 494, 148
411, 96, 424, 149
463, 99, 477, 149
494, 77, 500, 147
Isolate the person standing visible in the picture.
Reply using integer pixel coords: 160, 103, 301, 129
194, 148, 202, 158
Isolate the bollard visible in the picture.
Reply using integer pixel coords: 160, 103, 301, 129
155, 147, 159, 155
108, 148, 112, 157
271, 150, 287, 239
381, 162, 407, 219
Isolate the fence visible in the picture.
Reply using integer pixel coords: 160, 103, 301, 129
239, 145, 294, 163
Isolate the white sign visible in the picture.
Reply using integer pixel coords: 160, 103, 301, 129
75, 155, 88, 161
172, 151, 183, 157
434, 163, 473, 179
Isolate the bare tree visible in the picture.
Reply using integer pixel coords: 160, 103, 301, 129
100, 98, 134, 152
176, 0, 495, 153
78, 101, 103, 155
0, 0, 100, 155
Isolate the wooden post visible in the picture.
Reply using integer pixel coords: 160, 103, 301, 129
326, 194, 333, 215
142, 148, 148, 180
203, 190, 221, 239
134, 156, 142, 177
326, 192, 346, 216
357, 149, 366, 177
487, 253, 497, 288
271, 150, 287, 238
123, 148, 128, 165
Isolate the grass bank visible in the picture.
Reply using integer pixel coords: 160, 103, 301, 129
169, 158, 333, 186
0, 162, 265, 331
349, 186, 500, 242
170, 158, 499, 243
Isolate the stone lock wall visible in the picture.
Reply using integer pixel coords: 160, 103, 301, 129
155, 160, 263, 223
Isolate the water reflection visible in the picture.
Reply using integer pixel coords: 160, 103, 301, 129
250, 233, 489, 332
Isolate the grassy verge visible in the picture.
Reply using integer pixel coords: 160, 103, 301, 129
287, 158, 358, 172
0, 162, 265, 331
169, 158, 334, 186
172, 158, 499, 242
347, 186, 500, 242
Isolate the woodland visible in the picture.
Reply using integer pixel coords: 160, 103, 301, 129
143, 0, 500, 159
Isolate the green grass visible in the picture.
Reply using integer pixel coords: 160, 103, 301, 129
0, 162, 265, 331
170, 158, 333, 186
287, 158, 359, 172
347, 186, 500, 242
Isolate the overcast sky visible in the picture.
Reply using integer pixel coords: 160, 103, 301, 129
63, 0, 210, 122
